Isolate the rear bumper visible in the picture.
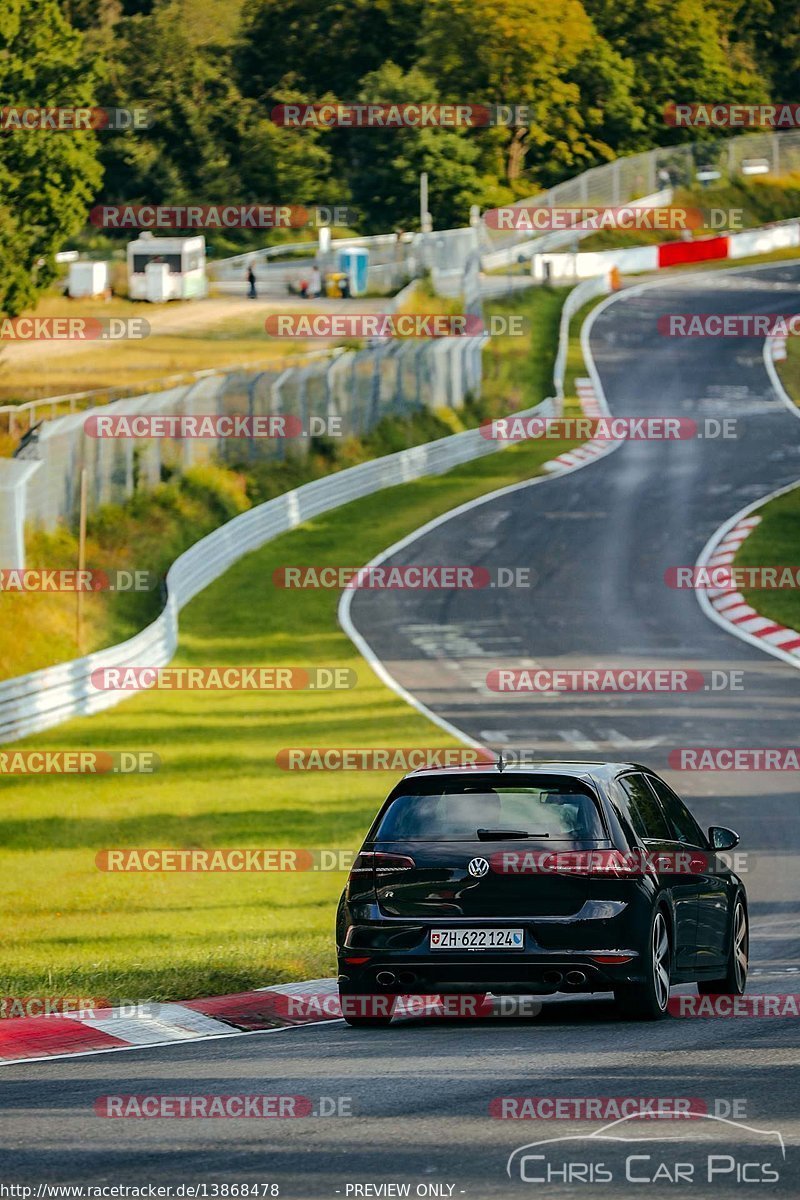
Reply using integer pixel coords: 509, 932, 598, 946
338, 950, 643, 995
337, 886, 656, 993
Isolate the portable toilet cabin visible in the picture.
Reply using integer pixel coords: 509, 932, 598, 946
127, 233, 207, 301
338, 247, 369, 296
67, 260, 109, 298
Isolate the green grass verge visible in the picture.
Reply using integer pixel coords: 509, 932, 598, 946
735, 485, 800, 632
1, 287, 568, 682
480, 286, 568, 413
776, 336, 800, 410
742, 301, 800, 628
1, 275, 582, 1002
0, 431, 581, 1003
563, 294, 611, 409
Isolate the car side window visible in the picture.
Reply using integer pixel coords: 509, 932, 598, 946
645, 776, 706, 847
615, 773, 671, 841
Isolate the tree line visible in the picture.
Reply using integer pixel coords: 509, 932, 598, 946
0, 0, 797, 314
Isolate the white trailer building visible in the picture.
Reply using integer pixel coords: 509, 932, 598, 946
127, 233, 206, 302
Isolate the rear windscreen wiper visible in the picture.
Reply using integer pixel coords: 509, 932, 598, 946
476, 828, 549, 840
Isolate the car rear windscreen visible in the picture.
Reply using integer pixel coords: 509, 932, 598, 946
373, 781, 605, 841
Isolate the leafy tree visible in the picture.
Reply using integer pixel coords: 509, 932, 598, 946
238, 94, 338, 210
97, 9, 245, 203
345, 62, 508, 231
236, 0, 424, 101
0, 0, 102, 315
61, 1, 124, 30
564, 37, 647, 162
583, 0, 767, 140
95, 4, 339, 237
420, 0, 597, 183
715, 0, 800, 98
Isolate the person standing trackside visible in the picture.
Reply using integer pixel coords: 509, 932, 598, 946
308, 264, 322, 298
247, 263, 257, 299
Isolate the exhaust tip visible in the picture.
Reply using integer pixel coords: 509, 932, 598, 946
542, 970, 563, 985
397, 971, 417, 987
375, 970, 396, 988
565, 970, 587, 987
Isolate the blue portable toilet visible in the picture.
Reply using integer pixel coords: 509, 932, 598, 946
339, 247, 369, 296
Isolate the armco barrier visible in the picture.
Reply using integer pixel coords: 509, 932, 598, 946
482, 129, 800, 265
553, 274, 613, 411
484, 188, 672, 273
729, 222, 800, 259
0, 389, 565, 744
657, 235, 730, 267
526, 218, 800, 284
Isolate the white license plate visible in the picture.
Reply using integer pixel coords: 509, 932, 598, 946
429, 928, 524, 951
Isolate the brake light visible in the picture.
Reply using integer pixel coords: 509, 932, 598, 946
490, 849, 653, 877
348, 851, 416, 879
588, 850, 647, 877
553, 850, 657, 877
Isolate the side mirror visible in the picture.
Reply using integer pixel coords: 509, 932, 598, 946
708, 826, 739, 851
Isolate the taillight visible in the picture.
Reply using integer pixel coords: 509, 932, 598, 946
589, 850, 648, 878
349, 851, 416, 879
490, 848, 653, 877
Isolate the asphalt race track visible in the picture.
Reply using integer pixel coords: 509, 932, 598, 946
3, 263, 800, 1197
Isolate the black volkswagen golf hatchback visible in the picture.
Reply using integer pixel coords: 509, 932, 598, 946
336, 761, 748, 1024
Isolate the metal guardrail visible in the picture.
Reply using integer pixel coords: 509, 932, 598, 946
0, 250, 594, 741
0, 350, 335, 438
7, 131, 793, 438
482, 129, 800, 261
0, 382, 566, 745
553, 275, 613, 410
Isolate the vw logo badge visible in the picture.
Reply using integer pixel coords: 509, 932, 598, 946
468, 857, 490, 879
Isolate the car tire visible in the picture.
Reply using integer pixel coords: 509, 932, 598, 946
341, 1013, 394, 1028
339, 992, 395, 1028
614, 907, 671, 1020
697, 896, 748, 996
